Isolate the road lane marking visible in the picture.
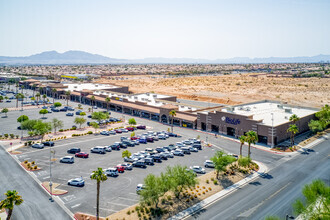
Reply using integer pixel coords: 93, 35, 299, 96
71, 203, 81, 209
107, 202, 129, 207
117, 197, 139, 202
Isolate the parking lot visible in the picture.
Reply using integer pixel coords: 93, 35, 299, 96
16, 128, 218, 216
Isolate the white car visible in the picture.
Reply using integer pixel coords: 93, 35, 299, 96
204, 160, 215, 168
105, 168, 119, 177
158, 134, 166, 140
68, 177, 85, 187
190, 166, 206, 174
60, 156, 74, 163
136, 184, 145, 194
32, 143, 44, 149
173, 149, 184, 156
90, 146, 106, 154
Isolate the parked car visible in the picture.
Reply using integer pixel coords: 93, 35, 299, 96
105, 168, 119, 177
115, 165, 125, 173
192, 144, 202, 150
168, 133, 178, 137
190, 166, 206, 174
162, 151, 174, 158
152, 154, 162, 162
189, 146, 198, 152
146, 136, 154, 142
183, 140, 193, 145
32, 143, 44, 149
115, 129, 122, 134
173, 149, 184, 156
126, 127, 135, 131
17, 126, 22, 130
66, 113, 74, 116
100, 131, 110, 136
105, 146, 112, 152
136, 125, 146, 129
52, 108, 60, 112
181, 147, 191, 154
155, 147, 165, 153
90, 146, 106, 154
114, 142, 127, 149
139, 138, 147, 144
42, 141, 54, 147
108, 130, 116, 135
42, 106, 48, 109
67, 148, 81, 154
158, 134, 166, 140
144, 158, 154, 165
122, 140, 135, 147
130, 136, 139, 140
66, 107, 75, 111
110, 143, 120, 151
132, 160, 147, 168
119, 163, 133, 170
124, 156, 136, 163
60, 108, 67, 112
60, 156, 74, 163
204, 160, 215, 168
136, 184, 145, 194
159, 153, 168, 160
120, 128, 129, 133
76, 110, 83, 115
68, 177, 84, 187
75, 152, 89, 158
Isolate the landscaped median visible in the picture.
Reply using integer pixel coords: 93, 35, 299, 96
75, 155, 263, 220
41, 182, 68, 196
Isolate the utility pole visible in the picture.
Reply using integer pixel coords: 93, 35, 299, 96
49, 135, 54, 202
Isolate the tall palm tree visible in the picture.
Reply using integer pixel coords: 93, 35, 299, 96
20, 85, 24, 96
90, 168, 107, 220
15, 93, 21, 108
65, 91, 71, 106
52, 88, 57, 103
169, 110, 176, 133
289, 114, 300, 125
239, 135, 246, 158
36, 93, 41, 106
287, 124, 299, 147
91, 96, 96, 113
32, 84, 36, 97
42, 94, 47, 106
39, 87, 43, 95
105, 97, 111, 112
20, 94, 25, 110
15, 83, 19, 94
245, 130, 258, 159
0, 190, 23, 220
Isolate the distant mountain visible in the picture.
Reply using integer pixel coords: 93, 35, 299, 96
0, 50, 127, 65
0, 51, 329, 65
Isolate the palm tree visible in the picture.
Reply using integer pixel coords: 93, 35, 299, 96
105, 97, 111, 112
20, 94, 25, 110
65, 91, 71, 106
20, 85, 24, 96
15, 83, 19, 94
287, 124, 299, 147
36, 93, 41, 106
15, 93, 21, 108
91, 96, 96, 113
289, 114, 300, 125
0, 190, 23, 220
239, 135, 246, 158
90, 168, 107, 220
245, 130, 258, 159
42, 94, 47, 106
169, 110, 176, 133
52, 88, 57, 103
32, 84, 36, 97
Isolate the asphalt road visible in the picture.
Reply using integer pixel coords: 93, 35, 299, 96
187, 136, 330, 220
0, 145, 71, 220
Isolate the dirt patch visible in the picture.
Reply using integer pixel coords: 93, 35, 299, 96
41, 182, 68, 196
9, 151, 22, 155
21, 161, 41, 171
96, 73, 330, 108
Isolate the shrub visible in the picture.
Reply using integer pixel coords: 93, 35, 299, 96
31, 161, 35, 165
211, 177, 214, 181
87, 131, 93, 134
64, 136, 66, 139
24, 142, 27, 146
186, 198, 190, 202
145, 207, 149, 214
197, 185, 200, 188
167, 195, 172, 200
140, 207, 144, 213
198, 193, 201, 196
59, 129, 63, 132
196, 189, 199, 192
206, 179, 209, 184
161, 198, 166, 204
206, 190, 208, 192
203, 191, 205, 194
24, 160, 28, 164
34, 165, 38, 169
194, 195, 197, 198
209, 187, 212, 190
213, 180, 218, 185
169, 201, 173, 206
202, 186, 206, 189
16, 135, 19, 139
126, 210, 131, 215
135, 206, 140, 211
238, 157, 251, 168
4, 134, 8, 138
138, 213, 141, 218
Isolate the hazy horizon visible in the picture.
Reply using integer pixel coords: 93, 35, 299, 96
1, 0, 329, 59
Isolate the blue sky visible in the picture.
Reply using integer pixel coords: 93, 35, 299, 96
0, 0, 329, 59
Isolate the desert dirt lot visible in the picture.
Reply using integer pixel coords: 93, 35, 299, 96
97, 73, 330, 108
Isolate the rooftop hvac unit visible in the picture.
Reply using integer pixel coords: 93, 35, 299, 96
153, 94, 157, 98
285, 108, 292, 113
277, 105, 283, 109
227, 107, 234, 112
238, 107, 243, 110
285, 116, 288, 119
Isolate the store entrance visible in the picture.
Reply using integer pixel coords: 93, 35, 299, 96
227, 127, 235, 136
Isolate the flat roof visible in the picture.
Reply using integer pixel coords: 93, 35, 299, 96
64, 83, 118, 91
222, 101, 317, 126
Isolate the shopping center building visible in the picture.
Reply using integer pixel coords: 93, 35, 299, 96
20, 80, 318, 147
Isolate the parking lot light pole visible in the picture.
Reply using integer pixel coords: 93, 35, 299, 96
49, 135, 54, 202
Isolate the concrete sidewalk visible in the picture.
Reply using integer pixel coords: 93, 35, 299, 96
168, 161, 268, 220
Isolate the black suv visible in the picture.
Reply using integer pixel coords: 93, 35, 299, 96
110, 144, 120, 151
67, 148, 81, 154
42, 141, 55, 146
155, 147, 165, 153
132, 160, 147, 168
192, 144, 202, 150
145, 158, 154, 165
122, 140, 135, 147
152, 154, 162, 163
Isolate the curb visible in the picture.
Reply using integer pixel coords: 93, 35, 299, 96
41, 183, 68, 196
168, 161, 268, 220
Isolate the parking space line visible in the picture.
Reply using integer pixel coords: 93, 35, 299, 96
95, 207, 119, 212
107, 202, 130, 207
71, 203, 81, 209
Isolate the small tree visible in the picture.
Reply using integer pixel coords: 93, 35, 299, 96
74, 117, 86, 129
90, 168, 107, 220
0, 190, 24, 220
21, 119, 38, 132
51, 88, 57, 103
42, 94, 47, 106
91, 96, 96, 113
128, 118, 137, 125
92, 112, 108, 124
78, 104, 82, 109
54, 102, 62, 108
33, 120, 52, 141
2, 108, 9, 117
65, 91, 71, 106
211, 150, 236, 179
17, 115, 29, 123
80, 112, 86, 117
140, 174, 165, 209
122, 150, 132, 158
130, 131, 135, 137
39, 109, 48, 119
52, 118, 63, 134
90, 122, 99, 133
308, 120, 324, 134
35, 93, 40, 106
105, 97, 111, 111
292, 179, 330, 219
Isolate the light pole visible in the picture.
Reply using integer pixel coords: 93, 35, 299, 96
271, 113, 274, 148
48, 135, 54, 202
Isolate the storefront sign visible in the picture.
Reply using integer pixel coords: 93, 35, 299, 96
222, 116, 240, 125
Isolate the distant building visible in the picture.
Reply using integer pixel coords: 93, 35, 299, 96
60, 74, 100, 80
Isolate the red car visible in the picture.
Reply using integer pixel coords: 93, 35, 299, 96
115, 129, 122, 133
130, 136, 139, 140
75, 152, 89, 158
115, 165, 125, 173
126, 127, 135, 131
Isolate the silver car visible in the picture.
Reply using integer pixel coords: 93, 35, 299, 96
190, 166, 206, 174
68, 177, 85, 187
204, 160, 215, 168
32, 143, 44, 149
